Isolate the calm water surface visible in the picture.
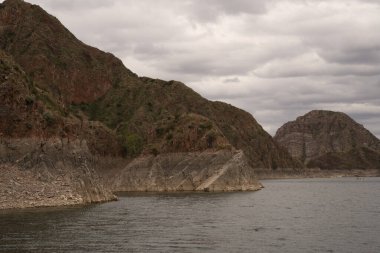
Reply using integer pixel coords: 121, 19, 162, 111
1, 177, 379, 252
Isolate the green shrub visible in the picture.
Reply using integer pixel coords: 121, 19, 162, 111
155, 127, 165, 137
199, 122, 212, 131
25, 122, 33, 130
123, 134, 143, 157
166, 133, 173, 140
43, 112, 55, 126
25, 95, 35, 106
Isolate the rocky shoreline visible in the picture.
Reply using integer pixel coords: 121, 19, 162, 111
0, 138, 117, 210
2, 151, 378, 210
0, 137, 377, 211
0, 138, 264, 210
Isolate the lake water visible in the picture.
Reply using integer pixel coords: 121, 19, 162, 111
1, 177, 379, 253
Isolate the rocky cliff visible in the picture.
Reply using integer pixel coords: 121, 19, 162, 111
0, 0, 301, 208
0, 138, 117, 209
0, 47, 118, 209
275, 110, 380, 171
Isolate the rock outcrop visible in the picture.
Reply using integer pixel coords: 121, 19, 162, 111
0, 138, 117, 209
275, 110, 380, 171
108, 150, 262, 192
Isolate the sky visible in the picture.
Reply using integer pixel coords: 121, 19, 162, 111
26, 0, 380, 138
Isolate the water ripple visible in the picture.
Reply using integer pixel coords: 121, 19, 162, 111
1, 177, 380, 253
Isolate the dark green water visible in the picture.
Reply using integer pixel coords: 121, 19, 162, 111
1, 177, 379, 252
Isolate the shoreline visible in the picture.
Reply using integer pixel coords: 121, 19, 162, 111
2, 170, 379, 211
256, 169, 379, 180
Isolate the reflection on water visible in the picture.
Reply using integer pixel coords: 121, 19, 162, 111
1, 177, 380, 252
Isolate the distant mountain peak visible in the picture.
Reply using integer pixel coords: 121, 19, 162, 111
275, 110, 380, 170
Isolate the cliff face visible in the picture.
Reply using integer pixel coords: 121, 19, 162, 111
0, 138, 117, 209
0, 48, 117, 209
275, 110, 380, 170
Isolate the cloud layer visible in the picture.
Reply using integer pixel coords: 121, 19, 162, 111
27, 0, 380, 137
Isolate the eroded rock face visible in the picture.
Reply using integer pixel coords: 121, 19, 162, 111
0, 138, 116, 210
107, 150, 262, 192
275, 110, 380, 170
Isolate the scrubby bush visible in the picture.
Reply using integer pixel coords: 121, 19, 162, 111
25, 122, 33, 130
151, 148, 159, 156
123, 133, 143, 156
199, 122, 212, 131
166, 133, 173, 140
25, 95, 35, 106
206, 131, 217, 148
43, 112, 55, 126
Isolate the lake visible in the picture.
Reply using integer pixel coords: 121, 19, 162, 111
1, 177, 379, 252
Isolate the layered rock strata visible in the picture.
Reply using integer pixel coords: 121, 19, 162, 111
0, 138, 116, 209
108, 150, 263, 192
275, 110, 380, 171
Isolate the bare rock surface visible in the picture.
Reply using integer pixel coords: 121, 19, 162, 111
0, 138, 116, 210
108, 150, 262, 192
275, 110, 380, 171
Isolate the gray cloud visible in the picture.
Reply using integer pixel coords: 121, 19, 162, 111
318, 47, 380, 65
25, 0, 380, 138
223, 77, 240, 83
38, 0, 116, 10
187, 0, 270, 22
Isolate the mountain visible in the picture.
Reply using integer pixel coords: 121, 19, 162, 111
0, 0, 301, 208
0, 0, 300, 169
275, 110, 380, 171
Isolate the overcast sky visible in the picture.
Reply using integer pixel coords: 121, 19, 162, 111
27, 0, 380, 138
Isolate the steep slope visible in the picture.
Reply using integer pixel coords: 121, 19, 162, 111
0, 0, 136, 104
275, 110, 380, 171
88, 77, 301, 170
0, 49, 117, 209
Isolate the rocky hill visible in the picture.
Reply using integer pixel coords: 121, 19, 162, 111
275, 110, 380, 171
0, 0, 135, 105
0, 48, 118, 209
0, 0, 301, 208
0, 0, 300, 169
